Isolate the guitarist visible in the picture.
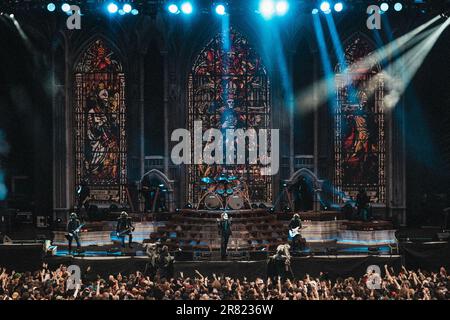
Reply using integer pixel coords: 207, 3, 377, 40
288, 214, 304, 252
66, 212, 82, 253
116, 211, 135, 248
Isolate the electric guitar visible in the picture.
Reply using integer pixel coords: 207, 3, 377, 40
116, 226, 135, 238
65, 224, 85, 240
288, 226, 308, 239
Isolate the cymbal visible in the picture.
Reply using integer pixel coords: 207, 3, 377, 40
201, 177, 214, 184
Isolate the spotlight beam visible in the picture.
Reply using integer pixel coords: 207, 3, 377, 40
382, 17, 450, 108
295, 15, 443, 113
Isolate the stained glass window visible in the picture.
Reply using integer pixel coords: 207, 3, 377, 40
188, 29, 272, 205
334, 36, 386, 204
74, 39, 127, 205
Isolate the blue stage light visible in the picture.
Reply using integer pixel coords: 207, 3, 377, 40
215, 4, 226, 16
181, 2, 193, 15
123, 4, 132, 13
394, 2, 403, 11
259, 0, 275, 19
320, 1, 330, 13
334, 2, 343, 12
168, 3, 180, 14
47, 3, 56, 12
107, 3, 118, 14
131, 9, 139, 15
380, 3, 389, 12
312, 8, 319, 15
61, 3, 70, 12
275, 0, 289, 16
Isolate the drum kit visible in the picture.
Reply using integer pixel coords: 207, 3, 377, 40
197, 174, 251, 210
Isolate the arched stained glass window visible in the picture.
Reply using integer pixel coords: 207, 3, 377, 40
188, 29, 272, 205
74, 39, 127, 205
334, 35, 385, 204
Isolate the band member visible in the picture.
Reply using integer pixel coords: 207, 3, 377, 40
288, 214, 304, 252
356, 188, 370, 221
116, 211, 135, 248
217, 212, 232, 260
157, 245, 175, 280
267, 244, 293, 281
66, 212, 82, 254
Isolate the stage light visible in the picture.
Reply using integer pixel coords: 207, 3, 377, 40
394, 2, 403, 11
380, 3, 389, 12
168, 3, 180, 14
47, 3, 56, 12
123, 4, 132, 13
181, 2, 193, 15
61, 3, 70, 12
118, 9, 125, 15
215, 4, 226, 16
320, 1, 330, 13
312, 8, 319, 14
334, 2, 343, 12
9, 13, 14, 18
259, 0, 275, 19
107, 3, 118, 14
131, 9, 139, 15
275, 0, 289, 16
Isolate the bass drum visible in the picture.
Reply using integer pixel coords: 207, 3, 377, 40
204, 193, 222, 210
227, 194, 244, 210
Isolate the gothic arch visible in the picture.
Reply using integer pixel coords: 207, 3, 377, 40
141, 169, 174, 192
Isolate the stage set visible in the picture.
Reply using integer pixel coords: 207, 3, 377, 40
1, 0, 450, 282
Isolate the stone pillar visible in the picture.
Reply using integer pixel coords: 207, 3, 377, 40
162, 50, 169, 176
139, 54, 145, 179
312, 48, 320, 212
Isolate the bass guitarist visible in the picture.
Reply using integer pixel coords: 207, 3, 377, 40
116, 211, 135, 248
66, 212, 83, 254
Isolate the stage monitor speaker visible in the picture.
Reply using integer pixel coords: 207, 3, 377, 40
249, 251, 269, 261
193, 251, 212, 261
228, 251, 249, 261
2, 235, 12, 244
175, 250, 194, 261
0, 209, 15, 233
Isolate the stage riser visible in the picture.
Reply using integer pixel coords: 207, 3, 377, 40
52, 222, 158, 246
337, 230, 397, 245
300, 220, 344, 243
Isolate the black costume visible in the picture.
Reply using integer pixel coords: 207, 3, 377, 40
218, 217, 232, 260
288, 216, 304, 252
116, 215, 134, 248
267, 252, 292, 281
66, 217, 81, 253
356, 189, 370, 221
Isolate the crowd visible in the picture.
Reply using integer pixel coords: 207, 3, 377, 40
0, 263, 449, 300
